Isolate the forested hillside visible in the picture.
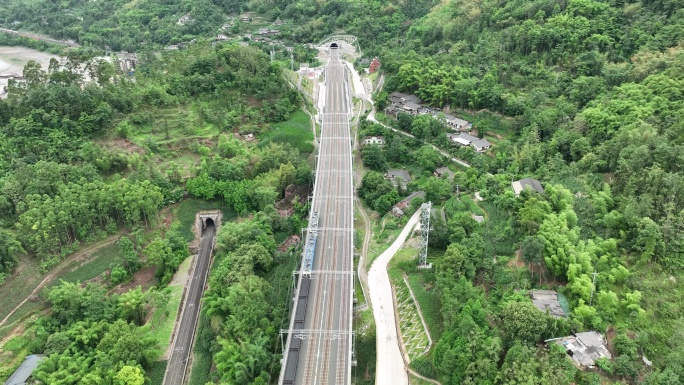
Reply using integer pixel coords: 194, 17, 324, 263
1, 0, 684, 383
364, 0, 684, 384
0, 41, 309, 383
0, 0, 439, 50
0, 0, 226, 50
0, 42, 298, 269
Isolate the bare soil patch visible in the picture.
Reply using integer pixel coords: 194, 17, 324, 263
108, 138, 146, 155
0, 46, 59, 98
0, 46, 58, 75
246, 96, 261, 108
83, 275, 106, 287
112, 266, 158, 294
0, 308, 50, 352
159, 207, 174, 237
507, 248, 526, 269
0, 233, 123, 330
605, 326, 616, 356
198, 137, 215, 146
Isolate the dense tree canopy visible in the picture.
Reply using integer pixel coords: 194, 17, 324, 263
0, 37, 309, 384
1, 0, 683, 381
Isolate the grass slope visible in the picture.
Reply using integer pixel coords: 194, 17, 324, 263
259, 110, 314, 156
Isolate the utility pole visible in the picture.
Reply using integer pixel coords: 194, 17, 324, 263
589, 271, 599, 306
418, 202, 432, 268
455, 184, 460, 201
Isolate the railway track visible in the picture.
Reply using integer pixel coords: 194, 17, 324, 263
279, 44, 354, 385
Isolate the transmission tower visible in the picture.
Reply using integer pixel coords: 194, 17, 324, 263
418, 201, 432, 268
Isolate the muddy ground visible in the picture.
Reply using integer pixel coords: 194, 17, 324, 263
0, 45, 59, 97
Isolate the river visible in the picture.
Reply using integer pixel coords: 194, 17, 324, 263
0, 45, 58, 97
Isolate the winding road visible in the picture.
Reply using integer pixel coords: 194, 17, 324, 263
0, 28, 79, 47
368, 211, 420, 385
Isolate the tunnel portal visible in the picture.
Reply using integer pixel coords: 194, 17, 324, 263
199, 212, 220, 234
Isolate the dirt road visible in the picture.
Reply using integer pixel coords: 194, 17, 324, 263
0, 233, 123, 329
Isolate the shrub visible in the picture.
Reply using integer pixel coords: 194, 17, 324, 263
110, 264, 130, 284
613, 333, 638, 359
411, 356, 437, 378
595, 357, 612, 375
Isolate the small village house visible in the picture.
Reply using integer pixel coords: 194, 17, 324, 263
530, 290, 566, 318
177, 14, 193, 26
442, 113, 472, 131
391, 191, 425, 217
552, 331, 612, 369
386, 169, 411, 189
369, 57, 381, 74
363, 136, 385, 145
447, 132, 491, 152
433, 166, 455, 181
275, 184, 310, 217
512, 178, 545, 196
4, 355, 45, 385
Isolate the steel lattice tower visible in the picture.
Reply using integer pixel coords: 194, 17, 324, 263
418, 201, 432, 267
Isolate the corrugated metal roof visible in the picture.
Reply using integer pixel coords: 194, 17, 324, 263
512, 178, 544, 195
530, 290, 566, 318
471, 138, 491, 150
456, 132, 479, 142
4, 355, 45, 385
453, 137, 471, 146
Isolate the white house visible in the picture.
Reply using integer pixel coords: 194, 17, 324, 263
442, 113, 472, 131
448, 133, 491, 152
554, 332, 612, 369
364, 136, 385, 145
177, 14, 194, 25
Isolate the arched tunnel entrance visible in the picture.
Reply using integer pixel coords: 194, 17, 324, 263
199, 211, 220, 235
204, 218, 215, 231
190, 211, 221, 254
330, 42, 339, 49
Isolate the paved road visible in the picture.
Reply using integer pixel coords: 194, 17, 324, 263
163, 222, 216, 385
368, 211, 420, 385
280, 46, 354, 385
0, 28, 80, 47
